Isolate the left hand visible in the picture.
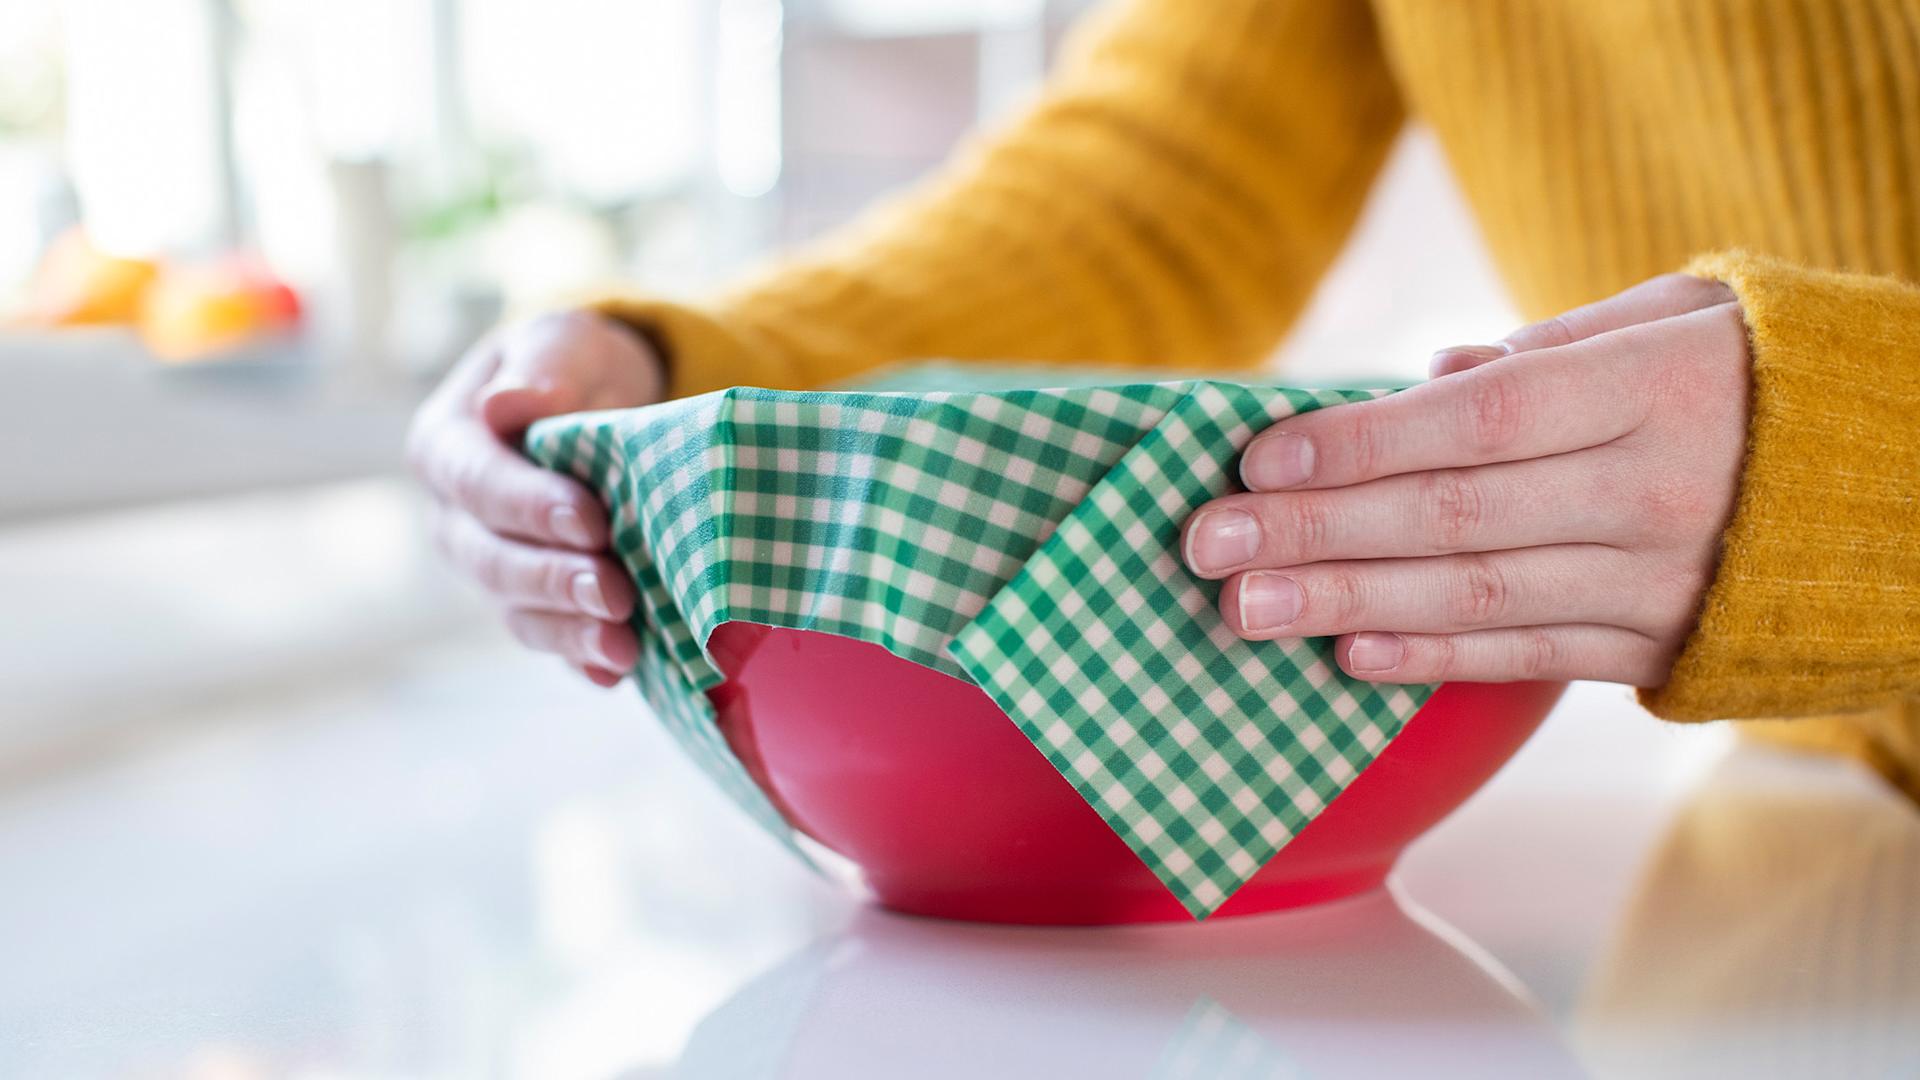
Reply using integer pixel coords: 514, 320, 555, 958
1180, 273, 1751, 686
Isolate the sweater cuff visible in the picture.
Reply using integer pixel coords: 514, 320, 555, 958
1638, 251, 1920, 721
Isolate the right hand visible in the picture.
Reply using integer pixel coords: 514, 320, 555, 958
407, 310, 667, 686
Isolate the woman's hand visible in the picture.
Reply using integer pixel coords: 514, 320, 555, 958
1180, 273, 1751, 686
407, 310, 665, 686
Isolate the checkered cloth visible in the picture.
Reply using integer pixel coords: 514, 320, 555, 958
525, 370, 1433, 918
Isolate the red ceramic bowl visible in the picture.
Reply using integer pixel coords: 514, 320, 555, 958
706, 622, 1564, 925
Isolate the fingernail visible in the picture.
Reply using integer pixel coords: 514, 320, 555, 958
572, 572, 612, 619
1184, 509, 1262, 573
1427, 343, 1509, 378
485, 374, 553, 397
582, 624, 620, 670
1348, 632, 1406, 673
550, 506, 593, 548
1240, 433, 1314, 491
1432, 344, 1507, 362
1238, 573, 1303, 632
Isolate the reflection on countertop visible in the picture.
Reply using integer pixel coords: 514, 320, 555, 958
678, 889, 1579, 1079
1, 481, 1915, 1078
1576, 749, 1920, 1079
676, 742, 1920, 1080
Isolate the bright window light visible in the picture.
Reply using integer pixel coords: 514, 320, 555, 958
714, 0, 783, 198
62, 0, 224, 255
461, 0, 704, 202
824, 0, 1041, 36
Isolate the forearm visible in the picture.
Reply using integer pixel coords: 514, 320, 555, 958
590, 0, 1404, 396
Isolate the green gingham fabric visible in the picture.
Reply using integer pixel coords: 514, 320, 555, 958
525, 371, 1434, 918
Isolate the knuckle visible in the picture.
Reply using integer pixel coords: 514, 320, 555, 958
1343, 408, 1387, 480
1517, 627, 1562, 680
1277, 495, 1335, 562
1460, 371, 1531, 455
1447, 554, 1511, 627
1423, 634, 1459, 679
1540, 313, 1577, 347
1313, 569, 1368, 627
1520, 313, 1576, 350
1634, 471, 1714, 530
1422, 469, 1487, 550
539, 558, 580, 606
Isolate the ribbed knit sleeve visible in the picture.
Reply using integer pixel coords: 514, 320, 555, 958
1640, 252, 1920, 723
586, 0, 1405, 397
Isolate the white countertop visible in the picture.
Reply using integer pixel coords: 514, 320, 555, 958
2, 481, 1915, 1079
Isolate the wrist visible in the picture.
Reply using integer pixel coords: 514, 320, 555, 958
1644, 252, 1920, 720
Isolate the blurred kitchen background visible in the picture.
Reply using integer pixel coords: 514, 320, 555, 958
0, 2, 1604, 1077
0, 0, 1518, 797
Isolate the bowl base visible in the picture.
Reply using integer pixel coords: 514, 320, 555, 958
866, 863, 1392, 926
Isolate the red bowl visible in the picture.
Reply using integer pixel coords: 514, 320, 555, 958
706, 622, 1564, 925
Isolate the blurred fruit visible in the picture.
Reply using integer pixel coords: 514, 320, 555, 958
138, 258, 301, 361
17, 227, 159, 326
13, 228, 302, 360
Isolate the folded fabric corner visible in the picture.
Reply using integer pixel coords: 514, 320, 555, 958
948, 381, 1434, 917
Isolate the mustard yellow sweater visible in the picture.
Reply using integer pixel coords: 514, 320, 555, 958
589, 0, 1920, 798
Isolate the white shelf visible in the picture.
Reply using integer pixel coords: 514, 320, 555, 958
0, 329, 421, 521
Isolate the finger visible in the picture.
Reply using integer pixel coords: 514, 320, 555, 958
1220, 545, 1657, 640
1239, 347, 1640, 492
1333, 625, 1672, 686
478, 311, 662, 436
1427, 273, 1735, 378
1187, 449, 1629, 575
1495, 273, 1736, 355
1426, 344, 1507, 378
418, 423, 610, 549
479, 317, 594, 436
505, 610, 641, 673
436, 508, 636, 619
577, 664, 625, 689
406, 338, 503, 476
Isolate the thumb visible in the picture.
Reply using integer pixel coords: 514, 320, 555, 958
475, 312, 636, 436
477, 350, 588, 439
478, 374, 582, 439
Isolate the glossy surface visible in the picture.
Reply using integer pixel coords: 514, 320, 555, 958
707, 622, 1566, 923
5, 481, 1916, 1078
